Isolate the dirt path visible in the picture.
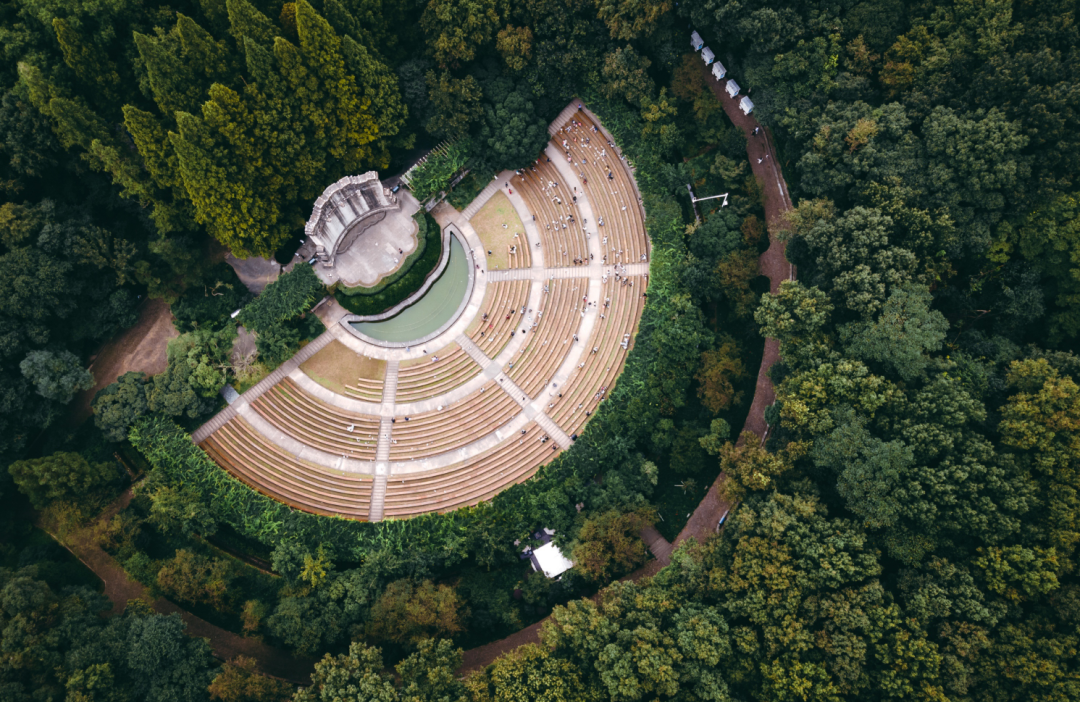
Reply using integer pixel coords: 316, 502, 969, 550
40, 488, 315, 684
458, 82, 797, 672
67, 297, 178, 427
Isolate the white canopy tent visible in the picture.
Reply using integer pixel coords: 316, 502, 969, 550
711, 62, 727, 80
740, 96, 755, 115
691, 31, 704, 51
532, 543, 574, 578
701, 47, 715, 65
726, 79, 741, 98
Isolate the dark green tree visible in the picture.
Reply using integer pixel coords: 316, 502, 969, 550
7, 451, 118, 508
19, 349, 93, 403
93, 371, 152, 442
477, 76, 549, 171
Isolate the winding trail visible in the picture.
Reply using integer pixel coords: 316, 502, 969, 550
460, 78, 796, 672
39, 488, 316, 684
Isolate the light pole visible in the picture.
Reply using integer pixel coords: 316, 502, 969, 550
686, 184, 729, 223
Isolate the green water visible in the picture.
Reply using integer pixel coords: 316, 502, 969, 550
350, 237, 469, 342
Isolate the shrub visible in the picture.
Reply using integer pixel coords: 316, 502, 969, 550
156, 549, 236, 610
93, 371, 151, 442
408, 139, 471, 202
238, 265, 324, 334
170, 262, 251, 332
8, 452, 119, 509
570, 508, 655, 581
365, 579, 467, 645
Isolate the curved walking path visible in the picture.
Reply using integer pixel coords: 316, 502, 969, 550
38, 488, 316, 684
460, 80, 796, 672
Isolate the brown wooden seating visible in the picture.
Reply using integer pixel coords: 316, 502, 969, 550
389, 382, 519, 460
396, 344, 480, 402
382, 423, 556, 517
201, 417, 372, 520
250, 378, 380, 459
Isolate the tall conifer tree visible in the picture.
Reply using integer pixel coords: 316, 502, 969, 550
226, 0, 278, 47
134, 32, 206, 118
52, 19, 121, 105
176, 14, 235, 84
342, 34, 407, 146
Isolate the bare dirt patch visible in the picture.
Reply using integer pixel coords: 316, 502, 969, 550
470, 191, 524, 271
68, 298, 178, 428
300, 340, 385, 394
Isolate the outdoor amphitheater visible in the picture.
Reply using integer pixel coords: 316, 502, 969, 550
191, 105, 650, 522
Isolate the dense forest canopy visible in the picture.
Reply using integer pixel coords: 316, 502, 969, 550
2, 0, 1080, 701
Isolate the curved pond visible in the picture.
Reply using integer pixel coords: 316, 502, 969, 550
350, 236, 469, 342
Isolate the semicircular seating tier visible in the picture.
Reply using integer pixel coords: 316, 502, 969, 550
192, 104, 652, 522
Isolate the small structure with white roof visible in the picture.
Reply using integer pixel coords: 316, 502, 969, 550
518, 528, 574, 579
532, 542, 574, 578
701, 47, 715, 65
739, 96, 755, 115
726, 79, 741, 98
711, 62, 727, 81
691, 31, 704, 51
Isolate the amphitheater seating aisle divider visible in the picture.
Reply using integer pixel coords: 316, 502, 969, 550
192, 102, 651, 522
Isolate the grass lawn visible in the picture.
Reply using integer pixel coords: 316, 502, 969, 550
470, 191, 524, 271
300, 340, 385, 393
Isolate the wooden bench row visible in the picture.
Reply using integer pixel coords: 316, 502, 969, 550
201, 417, 372, 520
344, 376, 383, 402
551, 275, 647, 433
396, 345, 479, 402
251, 377, 380, 460
388, 382, 520, 460
467, 279, 531, 359
558, 116, 647, 264
382, 422, 556, 517
507, 277, 582, 397
515, 159, 589, 266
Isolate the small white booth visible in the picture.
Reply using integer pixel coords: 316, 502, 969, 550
726, 79, 741, 98
701, 47, 715, 65
519, 528, 575, 579
739, 96, 755, 115
711, 62, 727, 81
532, 543, 574, 579
691, 31, 704, 51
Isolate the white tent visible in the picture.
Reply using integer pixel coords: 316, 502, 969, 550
711, 62, 727, 81
691, 31, 704, 51
532, 542, 574, 578
726, 79, 741, 98
701, 47, 715, 65
740, 96, 755, 115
